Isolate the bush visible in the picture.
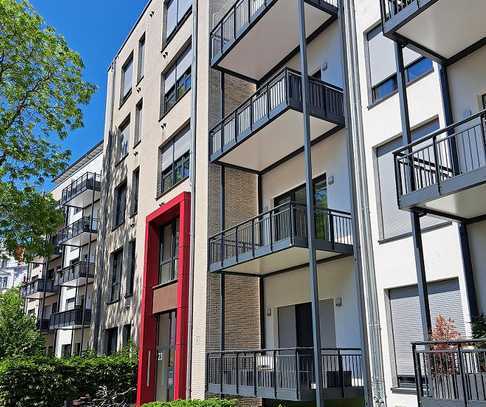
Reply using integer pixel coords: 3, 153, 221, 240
0, 351, 137, 407
143, 399, 238, 407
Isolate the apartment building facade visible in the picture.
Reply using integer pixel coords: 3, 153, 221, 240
0, 255, 27, 293
22, 142, 102, 357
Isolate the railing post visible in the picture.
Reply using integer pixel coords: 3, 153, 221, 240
266, 82, 272, 119
220, 352, 224, 395
206, 353, 209, 392
220, 233, 224, 268
295, 349, 300, 399
269, 210, 273, 251
273, 350, 278, 398
329, 211, 335, 248
235, 227, 239, 262
253, 351, 257, 397
290, 203, 295, 245
432, 134, 442, 192
251, 218, 255, 257
413, 344, 423, 406
338, 349, 345, 399
236, 352, 239, 394
457, 344, 468, 406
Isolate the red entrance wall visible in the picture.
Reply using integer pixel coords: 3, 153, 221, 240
136, 192, 191, 406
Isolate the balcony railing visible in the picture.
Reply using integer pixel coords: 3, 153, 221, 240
58, 217, 98, 245
209, 68, 344, 160
207, 348, 364, 401
210, 0, 338, 65
379, 0, 416, 23
21, 278, 57, 298
209, 202, 353, 272
60, 172, 101, 206
36, 318, 50, 332
57, 261, 95, 286
413, 339, 486, 406
49, 308, 91, 330
394, 110, 486, 211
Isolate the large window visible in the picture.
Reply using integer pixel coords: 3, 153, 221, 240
158, 126, 190, 195
113, 181, 127, 228
366, 24, 433, 104
387, 279, 465, 388
134, 99, 143, 146
105, 327, 118, 356
126, 239, 136, 297
159, 219, 179, 285
375, 119, 447, 240
137, 34, 145, 83
120, 54, 133, 104
110, 249, 123, 303
130, 167, 140, 216
117, 117, 130, 162
161, 46, 191, 115
165, 0, 191, 41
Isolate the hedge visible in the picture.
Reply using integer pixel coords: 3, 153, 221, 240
143, 400, 237, 407
0, 351, 137, 407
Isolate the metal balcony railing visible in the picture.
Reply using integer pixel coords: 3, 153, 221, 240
209, 68, 344, 159
379, 0, 417, 23
21, 278, 57, 297
394, 110, 486, 202
60, 172, 101, 206
49, 308, 91, 330
57, 261, 95, 286
58, 217, 99, 245
210, 0, 339, 63
207, 348, 363, 400
36, 318, 50, 332
413, 339, 486, 406
209, 202, 353, 269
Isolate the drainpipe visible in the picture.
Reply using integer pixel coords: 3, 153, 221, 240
186, 0, 198, 398
297, 1, 324, 406
340, 0, 386, 405
92, 60, 117, 353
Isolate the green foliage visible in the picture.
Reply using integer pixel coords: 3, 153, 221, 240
0, 287, 45, 359
0, 0, 96, 260
142, 399, 238, 407
0, 352, 137, 407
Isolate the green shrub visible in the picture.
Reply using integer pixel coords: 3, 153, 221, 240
0, 351, 137, 407
143, 399, 238, 407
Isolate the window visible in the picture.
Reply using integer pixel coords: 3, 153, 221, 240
61, 344, 72, 358
366, 25, 433, 104
122, 324, 132, 348
74, 343, 81, 356
387, 279, 465, 388
134, 100, 143, 146
120, 54, 133, 104
158, 126, 190, 195
375, 119, 447, 240
165, 0, 191, 41
105, 327, 118, 356
65, 297, 76, 310
51, 302, 58, 313
117, 117, 130, 162
110, 249, 123, 302
161, 46, 192, 115
0, 277, 7, 288
137, 34, 145, 83
482, 93, 486, 109
130, 168, 140, 216
126, 240, 136, 297
159, 219, 179, 285
113, 181, 127, 228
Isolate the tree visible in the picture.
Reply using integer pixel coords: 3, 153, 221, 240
0, 0, 96, 260
0, 288, 45, 359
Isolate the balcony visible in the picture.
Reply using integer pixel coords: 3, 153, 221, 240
209, 202, 353, 275
394, 110, 486, 221
413, 339, 486, 407
380, 0, 486, 62
21, 278, 57, 299
210, 0, 338, 80
58, 217, 98, 247
49, 235, 63, 260
60, 172, 101, 208
49, 308, 91, 330
36, 318, 51, 332
56, 261, 95, 287
207, 348, 364, 401
209, 69, 344, 172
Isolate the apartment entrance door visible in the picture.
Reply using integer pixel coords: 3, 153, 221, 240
155, 311, 176, 402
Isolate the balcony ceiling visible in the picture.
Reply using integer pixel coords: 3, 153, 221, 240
67, 188, 100, 208
217, 0, 334, 80
218, 110, 336, 171
395, 0, 486, 60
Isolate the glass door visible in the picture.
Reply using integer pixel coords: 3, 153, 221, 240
156, 311, 177, 402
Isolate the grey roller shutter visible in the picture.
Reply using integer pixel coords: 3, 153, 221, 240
389, 279, 466, 378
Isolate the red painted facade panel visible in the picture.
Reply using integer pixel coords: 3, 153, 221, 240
136, 192, 191, 406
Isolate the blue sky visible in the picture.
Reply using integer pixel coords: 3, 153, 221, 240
29, 0, 148, 179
